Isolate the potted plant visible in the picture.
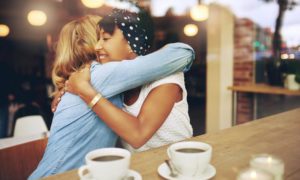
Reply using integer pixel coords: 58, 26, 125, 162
281, 60, 300, 90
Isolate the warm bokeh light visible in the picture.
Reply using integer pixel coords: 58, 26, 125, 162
190, 4, 209, 21
281, 53, 289, 59
184, 24, 198, 37
289, 54, 295, 59
81, 0, 105, 8
250, 171, 257, 178
0, 24, 10, 37
27, 10, 47, 26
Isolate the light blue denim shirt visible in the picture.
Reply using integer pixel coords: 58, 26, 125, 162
29, 43, 194, 179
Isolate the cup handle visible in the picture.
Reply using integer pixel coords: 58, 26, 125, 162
167, 147, 172, 159
78, 165, 89, 178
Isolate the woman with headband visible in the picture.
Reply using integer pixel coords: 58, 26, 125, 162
65, 7, 193, 153
30, 9, 194, 180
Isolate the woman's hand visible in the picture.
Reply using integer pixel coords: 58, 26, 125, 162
51, 90, 65, 112
65, 64, 92, 96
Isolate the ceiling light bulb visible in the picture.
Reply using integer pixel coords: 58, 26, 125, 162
27, 10, 47, 26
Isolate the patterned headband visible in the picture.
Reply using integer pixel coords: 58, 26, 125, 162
108, 8, 153, 55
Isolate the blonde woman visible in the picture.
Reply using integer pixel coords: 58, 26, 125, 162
30, 13, 194, 179
51, 15, 101, 94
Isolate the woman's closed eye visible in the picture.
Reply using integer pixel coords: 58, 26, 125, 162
102, 32, 112, 41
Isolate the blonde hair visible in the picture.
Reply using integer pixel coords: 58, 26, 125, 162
52, 15, 101, 94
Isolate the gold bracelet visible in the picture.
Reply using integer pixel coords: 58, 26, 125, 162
88, 93, 102, 109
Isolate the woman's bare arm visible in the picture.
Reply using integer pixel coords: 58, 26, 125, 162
66, 71, 182, 148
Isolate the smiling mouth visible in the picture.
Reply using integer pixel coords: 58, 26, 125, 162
96, 53, 108, 61
98, 55, 107, 59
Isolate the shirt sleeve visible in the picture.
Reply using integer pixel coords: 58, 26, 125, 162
147, 72, 187, 100
90, 42, 195, 98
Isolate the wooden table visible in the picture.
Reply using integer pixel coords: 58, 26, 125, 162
228, 84, 300, 125
228, 84, 300, 96
44, 108, 300, 180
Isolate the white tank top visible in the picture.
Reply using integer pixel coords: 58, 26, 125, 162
122, 72, 193, 153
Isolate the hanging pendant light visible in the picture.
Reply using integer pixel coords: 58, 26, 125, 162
184, 24, 198, 37
0, 24, 10, 37
81, 0, 105, 8
27, 10, 47, 26
190, 4, 209, 21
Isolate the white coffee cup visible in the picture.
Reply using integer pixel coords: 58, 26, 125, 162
78, 148, 131, 180
167, 141, 212, 177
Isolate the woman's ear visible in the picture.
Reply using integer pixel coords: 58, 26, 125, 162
127, 44, 133, 53
127, 44, 137, 59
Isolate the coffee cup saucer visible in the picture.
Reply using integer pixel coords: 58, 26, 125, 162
157, 162, 216, 180
80, 169, 142, 180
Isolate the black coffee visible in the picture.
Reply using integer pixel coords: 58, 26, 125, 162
92, 155, 124, 162
176, 148, 206, 153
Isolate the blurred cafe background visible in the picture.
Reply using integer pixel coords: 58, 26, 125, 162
0, 0, 300, 139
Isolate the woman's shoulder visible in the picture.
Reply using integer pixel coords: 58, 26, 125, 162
146, 72, 185, 89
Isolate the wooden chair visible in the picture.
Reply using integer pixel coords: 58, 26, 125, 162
0, 138, 48, 180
